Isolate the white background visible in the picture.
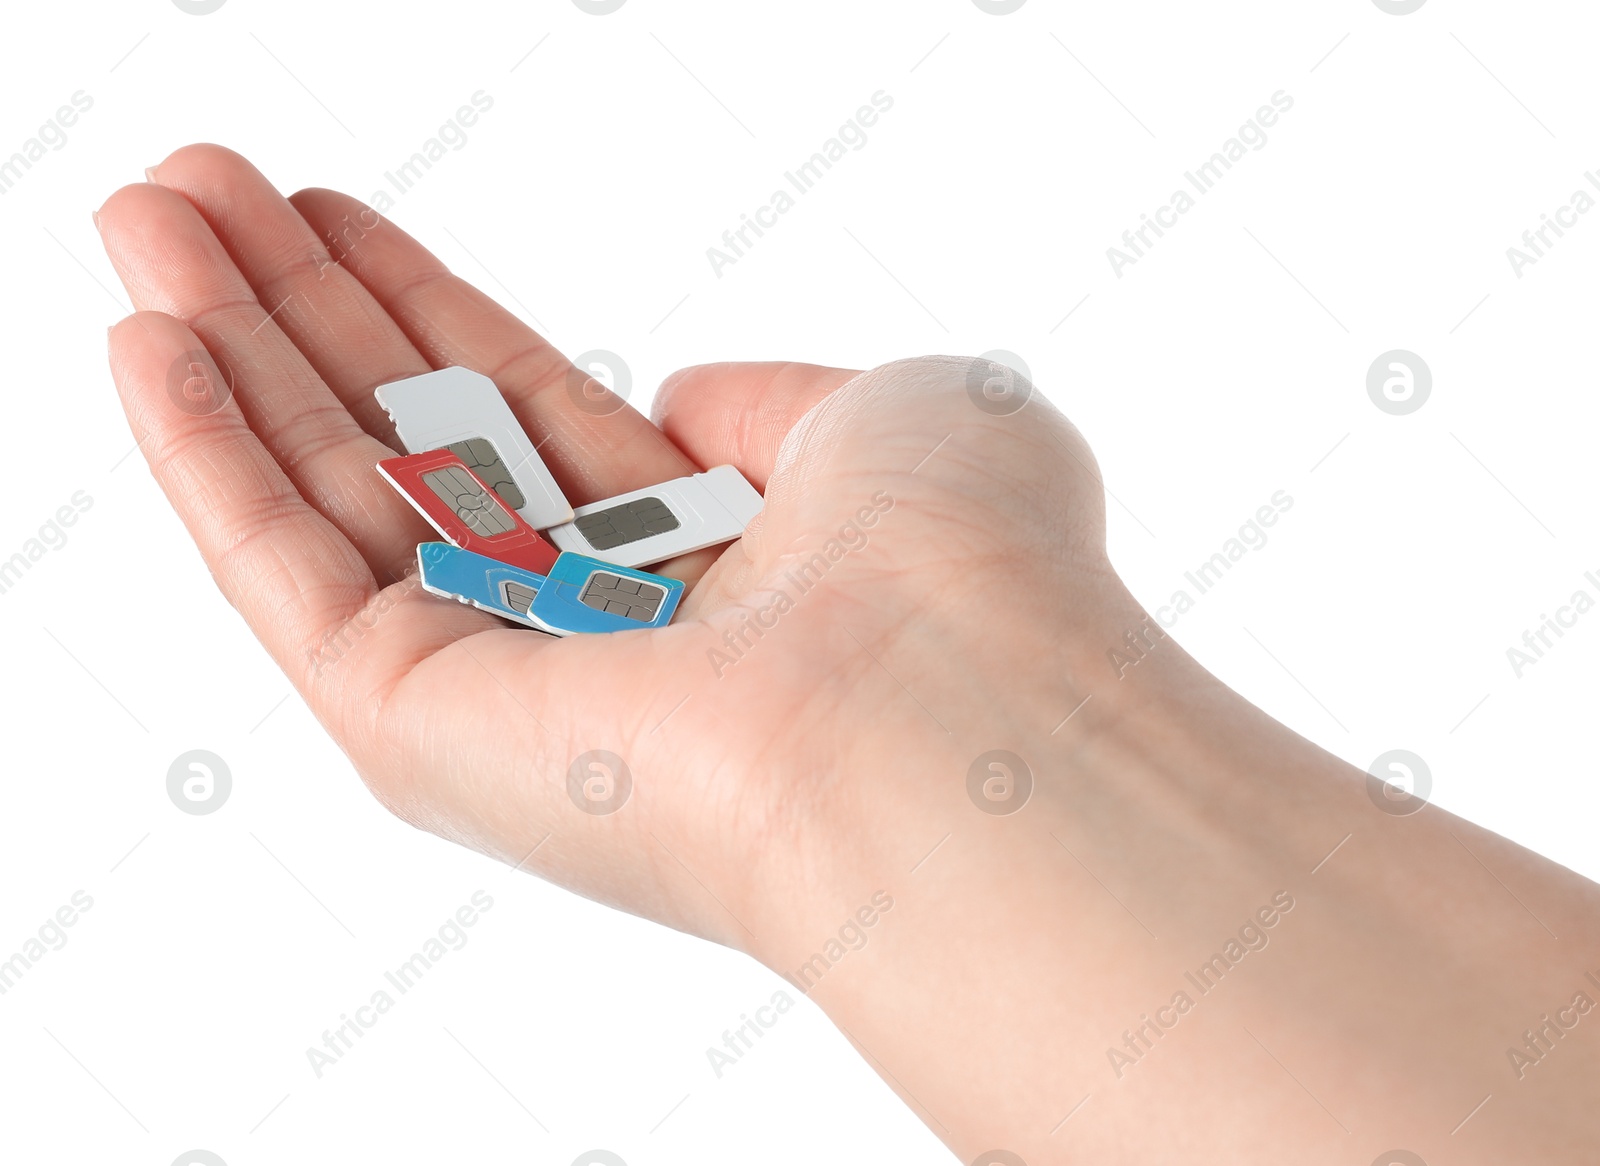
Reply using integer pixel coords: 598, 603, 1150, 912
1, 1, 1596, 1163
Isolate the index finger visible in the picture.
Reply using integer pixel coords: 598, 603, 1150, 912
288, 187, 701, 508
109, 310, 503, 721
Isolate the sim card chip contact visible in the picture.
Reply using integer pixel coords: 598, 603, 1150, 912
579, 571, 666, 622
378, 449, 559, 575
547, 465, 763, 568
445, 437, 526, 511
420, 465, 518, 536
573, 497, 681, 551
501, 580, 538, 614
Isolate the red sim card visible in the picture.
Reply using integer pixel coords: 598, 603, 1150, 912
377, 449, 559, 575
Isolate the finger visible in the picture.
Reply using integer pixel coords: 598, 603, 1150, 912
143, 153, 724, 584
756, 356, 1107, 565
96, 180, 427, 582
650, 361, 859, 490
146, 144, 429, 443
288, 187, 697, 506
108, 310, 502, 720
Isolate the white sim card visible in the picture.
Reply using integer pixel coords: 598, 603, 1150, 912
374, 366, 573, 530
546, 464, 763, 568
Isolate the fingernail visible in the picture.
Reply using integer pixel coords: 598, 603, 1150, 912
144, 166, 158, 182
91, 209, 100, 230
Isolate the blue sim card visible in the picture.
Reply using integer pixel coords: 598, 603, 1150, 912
415, 543, 546, 627
416, 544, 682, 636
526, 553, 683, 636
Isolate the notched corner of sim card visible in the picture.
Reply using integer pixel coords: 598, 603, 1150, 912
374, 366, 576, 531
415, 540, 464, 598
415, 541, 549, 629
416, 540, 454, 573
414, 536, 464, 579
373, 365, 573, 530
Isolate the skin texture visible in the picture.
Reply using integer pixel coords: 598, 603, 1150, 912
100, 145, 1600, 1164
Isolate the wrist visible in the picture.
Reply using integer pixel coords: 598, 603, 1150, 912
746, 612, 1600, 1163
736, 591, 1222, 966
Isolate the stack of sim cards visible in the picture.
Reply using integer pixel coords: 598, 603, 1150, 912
374, 367, 762, 637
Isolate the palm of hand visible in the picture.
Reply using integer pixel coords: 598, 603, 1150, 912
102, 146, 1112, 957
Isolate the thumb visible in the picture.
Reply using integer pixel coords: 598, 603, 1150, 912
651, 361, 859, 489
